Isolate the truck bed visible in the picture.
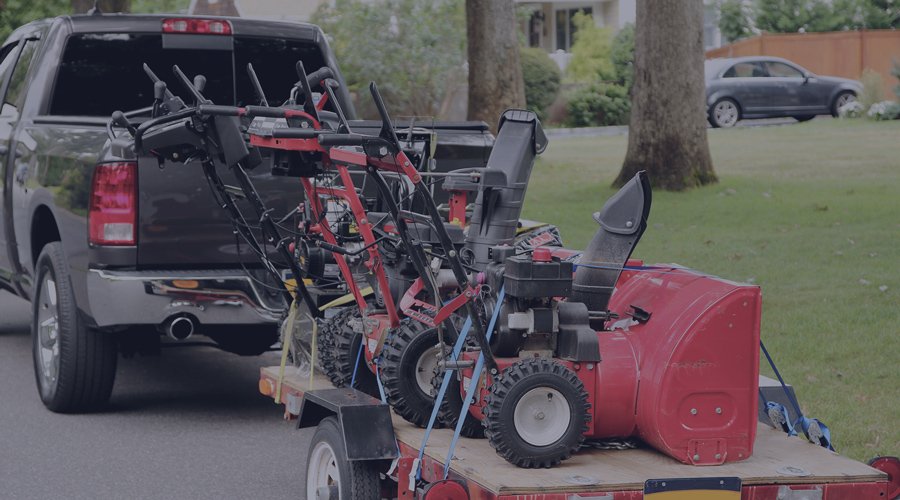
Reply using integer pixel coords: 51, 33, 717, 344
260, 366, 887, 496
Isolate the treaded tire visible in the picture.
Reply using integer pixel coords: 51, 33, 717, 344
318, 307, 379, 397
381, 320, 449, 427
32, 242, 117, 413
483, 358, 590, 468
306, 416, 382, 500
831, 90, 856, 117
431, 366, 485, 438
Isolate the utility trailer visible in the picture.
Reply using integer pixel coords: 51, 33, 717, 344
259, 366, 893, 500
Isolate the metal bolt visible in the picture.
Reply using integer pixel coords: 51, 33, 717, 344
379, 146, 388, 156
690, 408, 698, 415
625, 220, 633, 228
715, 454, 722, 460
716, 407, 723, 414
586, 363, 593, 370
448, 250, 457, 257
693, 454, 700, 461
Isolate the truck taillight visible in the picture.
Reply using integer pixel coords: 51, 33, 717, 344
89, 162, 137, 246
162, 18, 232, 35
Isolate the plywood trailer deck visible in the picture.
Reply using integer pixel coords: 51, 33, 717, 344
259, 366, 890, 499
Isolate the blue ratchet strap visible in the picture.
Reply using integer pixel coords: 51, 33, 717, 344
350, 334, 365, 389
760, 341, 835, 451
765, 401, 798, 436
442, 286, 506, 480
414, 316, 473, 481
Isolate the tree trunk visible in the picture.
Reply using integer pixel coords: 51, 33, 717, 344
615, 0, 716, 190
466, 0, 525, 132
72, 0, 131, 14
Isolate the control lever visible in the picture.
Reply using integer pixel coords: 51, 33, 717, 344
193, 74, 206, 93
152, 81, 167, 118
111, 110, 137, 137
172, 65, 210, 105
247, 63, 269, 107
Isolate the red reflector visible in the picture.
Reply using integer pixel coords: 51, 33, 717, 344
162, 18, 232, 35
89, 162, 137, 246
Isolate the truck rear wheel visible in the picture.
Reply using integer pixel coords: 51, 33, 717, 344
306, 416, 382, 500
483, 358, 590, 468
32, 242, 117, 413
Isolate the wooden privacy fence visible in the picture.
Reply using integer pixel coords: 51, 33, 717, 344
706, 30, 900, 98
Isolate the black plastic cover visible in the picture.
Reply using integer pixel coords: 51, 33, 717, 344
556, 301, 601, 362
503, 254, 573, 299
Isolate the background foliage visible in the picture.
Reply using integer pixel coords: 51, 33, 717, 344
313, 0, 466, 119
520, 47, 560, 119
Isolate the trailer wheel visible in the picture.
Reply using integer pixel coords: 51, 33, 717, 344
32, 242, 117, 413
306, 416, 382, 500
484, 358, 590, 468
381, 320, 446, 427
431, 366, 485, 438
319, 307, 379, 397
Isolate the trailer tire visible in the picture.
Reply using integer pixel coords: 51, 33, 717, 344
431, 366, 485, 438
318, 307, 380, 397
32, 242, 117, 413
306, 416, 382, 500
381, 320, 445, 428
484, 358, 590, 468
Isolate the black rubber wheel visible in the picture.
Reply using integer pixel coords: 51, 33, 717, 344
831, 90, 857, 117
483, 358, 590, 468
431, 365, 485, 438
793, 115, 815, 122
305, 416, 382, 500
32, 242, 117, 413
380, 320, 448, 427
207, 324, 279, 355
318, 307, 380, 397
708, 98, 740, 128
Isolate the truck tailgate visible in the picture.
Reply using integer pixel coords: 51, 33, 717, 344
136, 156, 301, 268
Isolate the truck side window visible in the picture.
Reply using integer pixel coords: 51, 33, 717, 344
3, 39, 39, 119
0, 43, 20, 117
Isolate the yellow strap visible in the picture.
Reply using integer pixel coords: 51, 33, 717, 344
318, 286, 374, 311
308, 317, 317, 391
275, 300, 299, 403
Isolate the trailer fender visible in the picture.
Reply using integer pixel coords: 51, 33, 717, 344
297, 388, 399, 461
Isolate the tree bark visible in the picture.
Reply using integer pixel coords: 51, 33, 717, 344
466, 0, 525, 132
72, 0, 131, 14
615, 0, 716, 190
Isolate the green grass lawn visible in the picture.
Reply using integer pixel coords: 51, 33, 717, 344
522, 118, 900, 462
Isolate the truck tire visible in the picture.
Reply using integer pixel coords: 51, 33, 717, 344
381, 320, 445, 427
32, 242, 117, 413
306, 416, 382, 500
483, 358, 590, 468
318, 307, 380, 397
431, 366, 485, 438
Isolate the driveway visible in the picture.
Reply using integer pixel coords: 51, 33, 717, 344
0, 291, 312, 500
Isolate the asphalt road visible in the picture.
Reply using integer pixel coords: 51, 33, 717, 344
0, 291, 312, 500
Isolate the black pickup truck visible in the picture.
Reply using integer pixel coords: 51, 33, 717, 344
0, 14, 492, 412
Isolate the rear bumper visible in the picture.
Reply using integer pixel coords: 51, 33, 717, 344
86, 268, 284, 328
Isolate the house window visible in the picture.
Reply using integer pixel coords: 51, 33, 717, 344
555, 7, 593, 52
528, 10, 543, 48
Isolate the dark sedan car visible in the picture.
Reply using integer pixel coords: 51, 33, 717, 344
705, 56, 861, 127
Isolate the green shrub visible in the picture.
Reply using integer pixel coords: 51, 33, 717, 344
858, 68, 884, 110
610, 23, 634, 89
520, 47, 561, 118
566, 12, 615, 83
566, 83, 630, 127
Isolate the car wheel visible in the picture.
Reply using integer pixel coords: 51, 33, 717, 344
793, 115, 815, 122
709, 98, 740, 128
831, 91, 856, 117
32, 242, 117, 413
